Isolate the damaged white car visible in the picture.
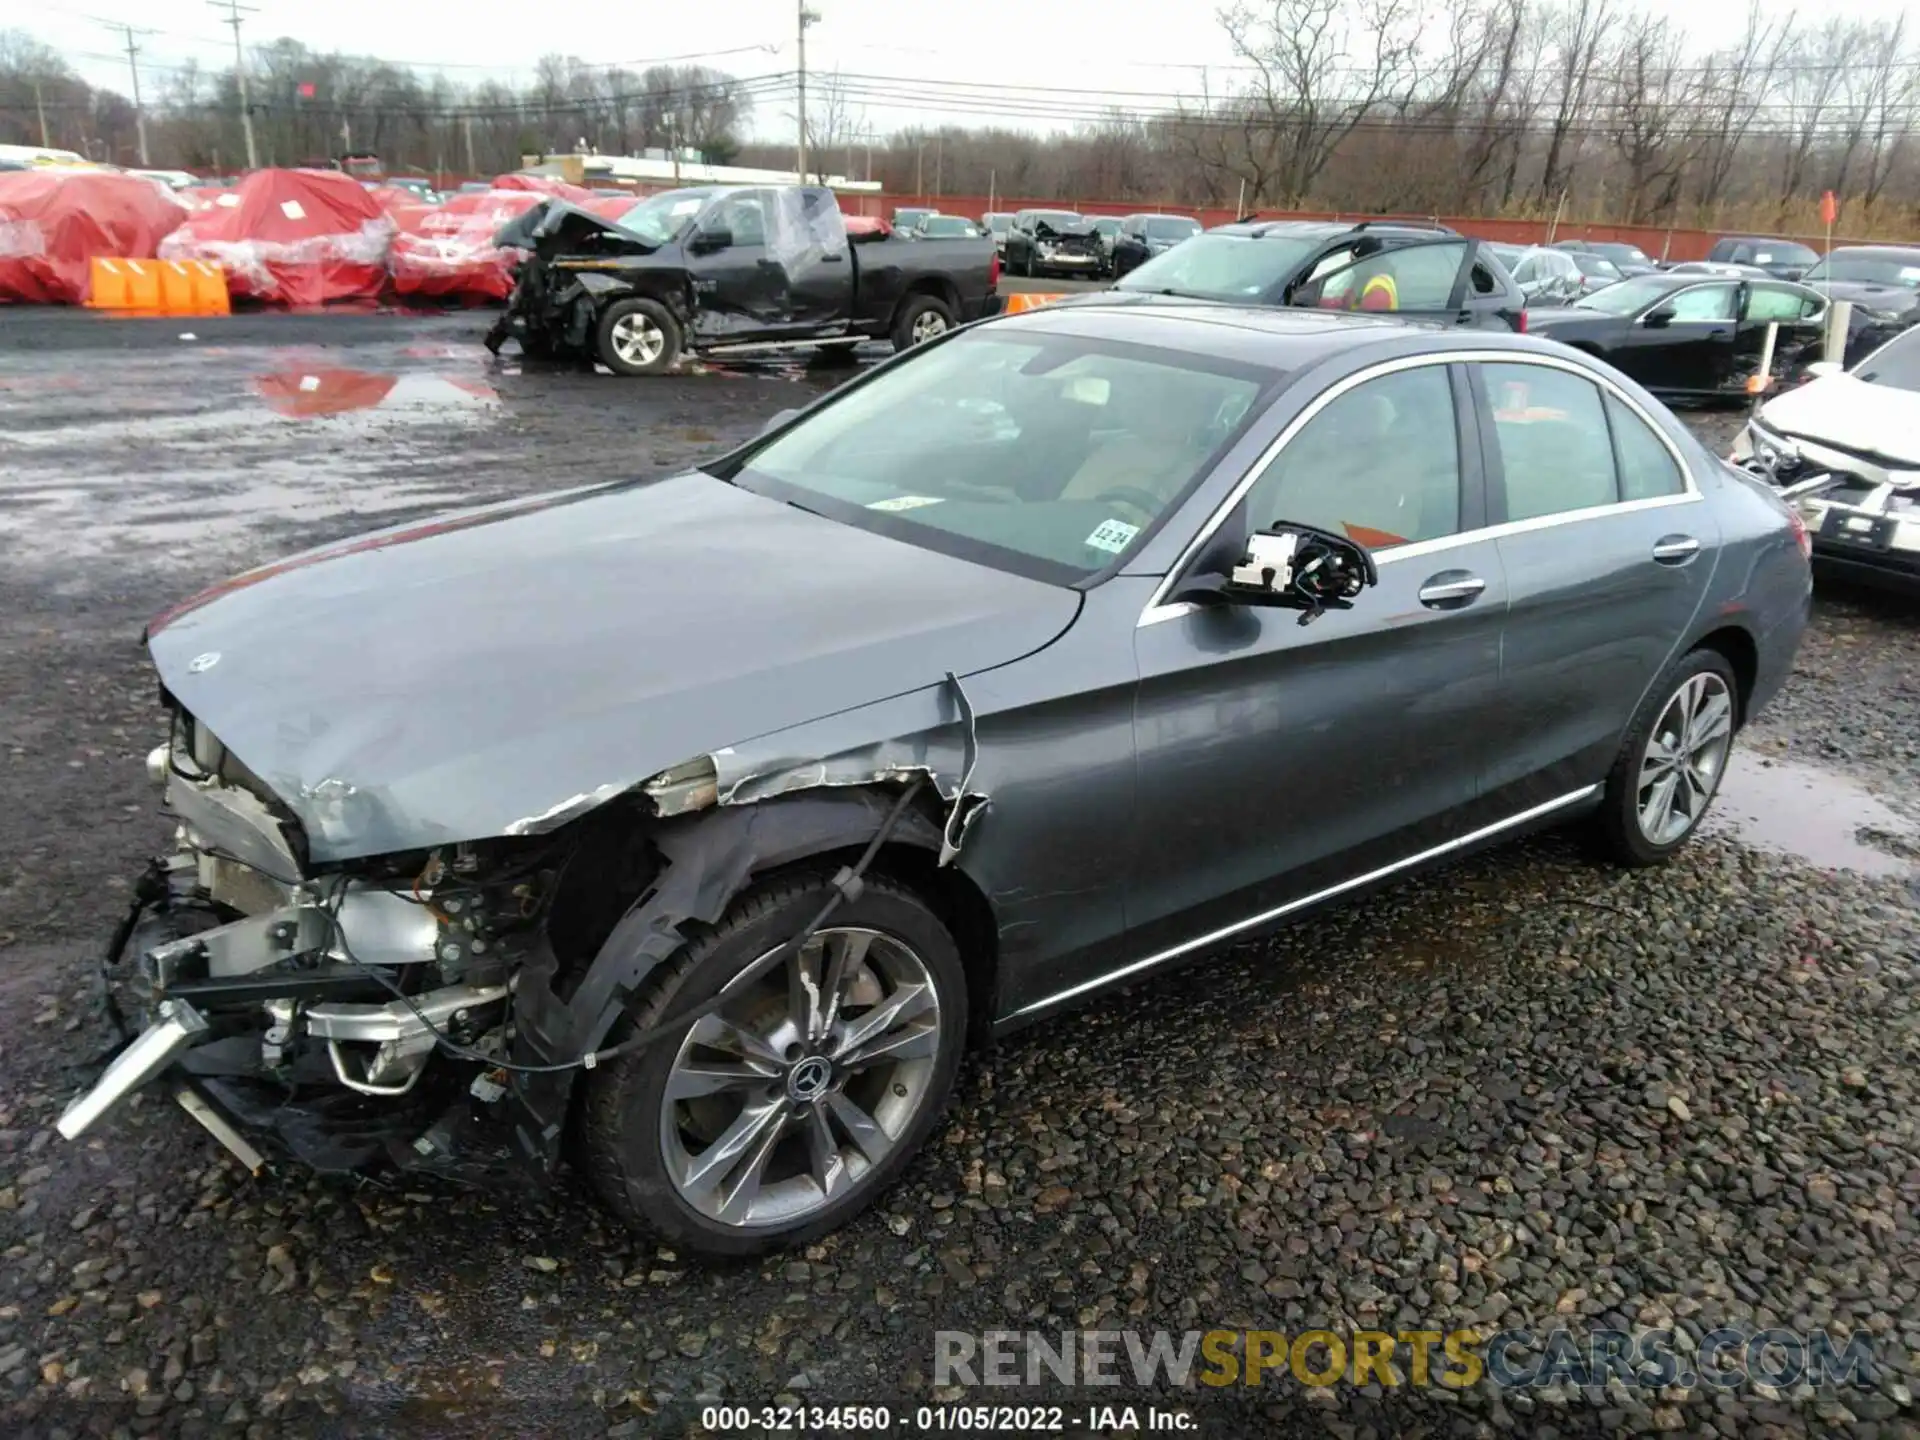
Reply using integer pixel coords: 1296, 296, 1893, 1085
1734, 324, 1920, 594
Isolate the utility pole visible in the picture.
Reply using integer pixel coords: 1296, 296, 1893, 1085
33, 76, 51, 147
99, 22, 158, 165
795, 1, 820, 181
208, 0, 260, 170
463, 114, 476, 177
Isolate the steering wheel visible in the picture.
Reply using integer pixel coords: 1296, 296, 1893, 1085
1091, 486, 1164, 527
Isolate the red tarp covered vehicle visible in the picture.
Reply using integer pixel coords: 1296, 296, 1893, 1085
389, 188, 543, 302
0, 169, 188, 304
159, 168, 394, 305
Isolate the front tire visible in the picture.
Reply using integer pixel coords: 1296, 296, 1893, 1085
891, 294, 957, 352
595, 297, 682, 376
579, 871, 967, 1256
1593, 648, 1740, 866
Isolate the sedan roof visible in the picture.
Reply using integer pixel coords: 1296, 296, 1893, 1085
983, 295, 1555, 371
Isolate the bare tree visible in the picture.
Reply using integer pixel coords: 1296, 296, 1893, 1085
1536, 0, 1612, 204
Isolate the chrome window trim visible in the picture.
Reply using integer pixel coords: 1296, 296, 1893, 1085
1137, 349, 1702, 628
1007, 784, 1600, 1021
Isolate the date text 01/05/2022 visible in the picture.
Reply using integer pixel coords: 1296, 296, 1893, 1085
700, 1404, 1198, 1432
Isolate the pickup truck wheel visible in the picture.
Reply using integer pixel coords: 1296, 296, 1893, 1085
596, 298, 682, 376
892, 295, 957, 351
579, 870, 968, 1256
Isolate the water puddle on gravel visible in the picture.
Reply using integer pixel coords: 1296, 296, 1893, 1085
1705, 750, 1918, 876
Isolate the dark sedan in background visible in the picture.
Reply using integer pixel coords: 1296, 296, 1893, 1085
61, 302, 1809, 1259
1526, 273, 1834, 400
1706, 236, 1819, 281
1109, 212, 1202, 279
1551, 239, 1660, 277
1799, 245, 1920, 327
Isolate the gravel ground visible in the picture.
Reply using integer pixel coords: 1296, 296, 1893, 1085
0, 313, 1916, 1440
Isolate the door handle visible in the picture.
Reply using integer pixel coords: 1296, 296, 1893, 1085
1651, 534, 1701, 565
1417, 572, 1487, 608
821, 253, 845, 263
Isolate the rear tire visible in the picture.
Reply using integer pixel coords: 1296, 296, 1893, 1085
891, 294, 957, 352
1592, 648, 1741, 866
595, 297, 682, 376
579, 871, 967, 1257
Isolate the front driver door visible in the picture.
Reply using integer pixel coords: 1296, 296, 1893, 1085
685, 190, 792, 342
1125, 359, 1508, 961
1625, 282, 1740, 394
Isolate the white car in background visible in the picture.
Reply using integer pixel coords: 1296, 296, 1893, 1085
1734, 325, 1920, 593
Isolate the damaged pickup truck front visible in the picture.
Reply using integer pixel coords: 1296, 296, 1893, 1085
485, 184, 1002, 375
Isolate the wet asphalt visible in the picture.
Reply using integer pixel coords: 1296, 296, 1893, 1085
0, 309, 1917, 1440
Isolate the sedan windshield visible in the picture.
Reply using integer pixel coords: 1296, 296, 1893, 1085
1115, 232, 1321, 301
918, 215, 981, 237
1593, 243, 1653, 266
1144, 217, 1200, 241
1573, 254, 1622, 279
1802, 252, 1920, 288
728, 332, 1274, 581
1855, 328, 1920, 393
1575, 276, 1680, 315
610, 188, 713, 244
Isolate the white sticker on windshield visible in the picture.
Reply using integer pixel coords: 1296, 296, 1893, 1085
671, 199, 704, 215
280, 199, 306, 221
1085, 518, 1141, 554
867, 495, 945, 512
1901, 267, 1920, 283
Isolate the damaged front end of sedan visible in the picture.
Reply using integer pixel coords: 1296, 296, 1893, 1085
65, 692, 986, 1192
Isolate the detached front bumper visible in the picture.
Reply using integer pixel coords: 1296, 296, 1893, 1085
1735, 420, 1920, 593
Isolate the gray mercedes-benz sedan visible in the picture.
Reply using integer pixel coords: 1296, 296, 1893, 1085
61, 303, 1812, 1256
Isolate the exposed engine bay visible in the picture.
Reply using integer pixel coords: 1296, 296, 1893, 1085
64, 691, 973, 1189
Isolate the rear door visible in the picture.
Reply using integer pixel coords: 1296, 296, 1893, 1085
1741, 282, 1826, 388
1290, 238, 1513, 330
1124, 359, 1508, 961
1468, 356, 1716, 815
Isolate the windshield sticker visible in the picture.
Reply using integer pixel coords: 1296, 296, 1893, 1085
1085, 518, 1141, 554
867, 495, 945, 512
280, 199, 306, 221
1901, 267, 1920, 283
670, 199, 704, 215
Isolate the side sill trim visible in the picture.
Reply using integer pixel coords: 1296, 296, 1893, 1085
1005, 784, 1600, 1022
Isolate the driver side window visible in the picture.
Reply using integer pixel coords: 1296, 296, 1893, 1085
1665, 284, 1738, 321
1242, 366, 1462, 551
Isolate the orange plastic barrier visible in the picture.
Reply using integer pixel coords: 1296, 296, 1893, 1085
87, 257, 229, 315
1002, 291, 1070, 314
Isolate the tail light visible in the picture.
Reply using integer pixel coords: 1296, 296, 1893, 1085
988, 252, 1000, 290
1787, 508, 1812, 560
1512, 308, 1527, 333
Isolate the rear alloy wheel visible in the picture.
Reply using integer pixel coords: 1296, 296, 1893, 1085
581, 873, 966, 1255
1594, 648, 1740, 866
595, 297, 682, 376
892, 294, 957, 351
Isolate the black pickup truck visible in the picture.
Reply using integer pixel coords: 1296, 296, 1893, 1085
486, 184, 1002, 375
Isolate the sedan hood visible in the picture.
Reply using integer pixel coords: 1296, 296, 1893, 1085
1521, 308, 1622, 339
1758, 374, 1920, 467
147, 473, 1080, 863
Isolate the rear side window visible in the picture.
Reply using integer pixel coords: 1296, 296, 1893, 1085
1746, 286, 1819, 322
1244, 366, 1461, 550
1606, 395, 1687, 501
1481, 364, 1619, 521
1296, 241, 1469, 313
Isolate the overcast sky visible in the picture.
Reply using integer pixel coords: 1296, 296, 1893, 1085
28, 0, 1920, 144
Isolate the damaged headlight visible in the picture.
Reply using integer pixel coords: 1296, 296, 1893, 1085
643, 756, 719, 816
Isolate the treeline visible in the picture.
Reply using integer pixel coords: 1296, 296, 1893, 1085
0, 31, 762, 175
5, 0, 1918, 232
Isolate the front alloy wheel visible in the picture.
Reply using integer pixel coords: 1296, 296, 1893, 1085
659, 928, 942, 1228
581, 872, 966, 1254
